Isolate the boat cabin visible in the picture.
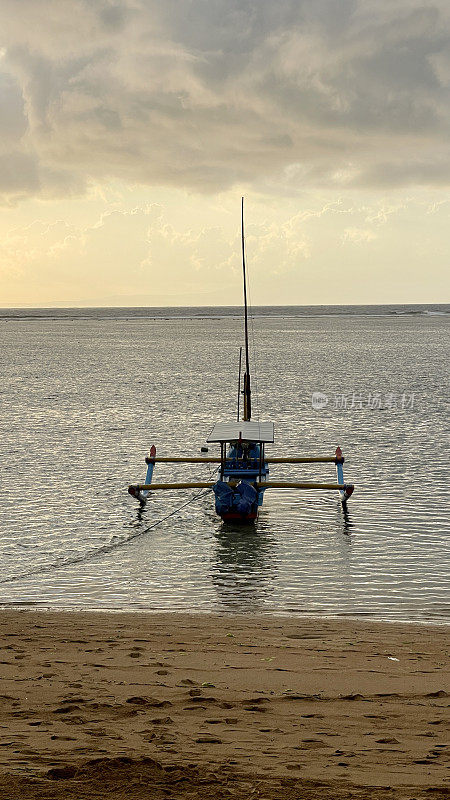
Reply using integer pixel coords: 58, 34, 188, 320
207, 421, 274, 483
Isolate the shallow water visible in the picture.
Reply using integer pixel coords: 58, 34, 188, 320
1, 307, 449, 621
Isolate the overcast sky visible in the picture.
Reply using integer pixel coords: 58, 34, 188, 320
1, 0, 449, 306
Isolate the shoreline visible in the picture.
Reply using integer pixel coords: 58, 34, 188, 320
1, 606, 449, 627
0, 610, 448, 798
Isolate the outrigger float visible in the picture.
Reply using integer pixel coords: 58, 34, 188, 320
128, 199, 354, 523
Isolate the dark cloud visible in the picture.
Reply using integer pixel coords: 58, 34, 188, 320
355, 158, 450, 187
0, 72, 27, 140
0, 151, 40, 193
0, 0, 450, 200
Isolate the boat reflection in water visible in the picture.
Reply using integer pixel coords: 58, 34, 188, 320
211, 519, 276, 612
341, 502, 353, 535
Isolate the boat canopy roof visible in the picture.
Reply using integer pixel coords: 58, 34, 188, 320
207, 421, 274, 443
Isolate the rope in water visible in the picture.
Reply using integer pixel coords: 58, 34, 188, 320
0, 487, 213, 586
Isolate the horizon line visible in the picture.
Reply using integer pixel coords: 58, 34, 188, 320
1, 301, 449, 310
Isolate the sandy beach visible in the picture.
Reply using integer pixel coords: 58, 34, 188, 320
0, 611, 447, 799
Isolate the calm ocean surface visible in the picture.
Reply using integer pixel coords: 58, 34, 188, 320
1, 305, 449, 622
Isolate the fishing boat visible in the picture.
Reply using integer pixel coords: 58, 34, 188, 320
128, 199, 354, 522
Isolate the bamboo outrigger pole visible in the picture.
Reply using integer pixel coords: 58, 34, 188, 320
241, 197, 251, 421
140, 456, 339, 464
129, 481, 353, 492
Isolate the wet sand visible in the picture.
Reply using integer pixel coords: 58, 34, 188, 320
0, 611, 448, 799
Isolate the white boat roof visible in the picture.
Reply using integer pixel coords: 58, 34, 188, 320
207, 421, 274, 443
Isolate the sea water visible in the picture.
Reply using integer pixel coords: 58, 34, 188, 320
1, 305, 449, 621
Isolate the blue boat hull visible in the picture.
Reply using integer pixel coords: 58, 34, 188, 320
213, 479, 266, 522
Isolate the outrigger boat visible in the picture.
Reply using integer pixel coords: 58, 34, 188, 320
128, 199, 354, 523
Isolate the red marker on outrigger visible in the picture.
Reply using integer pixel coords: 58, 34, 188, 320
128, 444, 156, 503
335, 446, 354, 503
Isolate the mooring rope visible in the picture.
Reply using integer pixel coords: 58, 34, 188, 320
0, 488, 213, 587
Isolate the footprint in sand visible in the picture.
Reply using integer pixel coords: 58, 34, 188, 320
300, 739, 329, 750
47, 766, 77, 779
242, 697, 268, 705
195, 736, 222, 744
190, 696, 217, 705
53, 705, 81, 714
340, 693, 365, 701
60, 697, 89, 704
376, 738, 400, 744
126, 696, 172, 708
50, 735, 77, 741
143, 731, 175, 744
243, 705, 266, 713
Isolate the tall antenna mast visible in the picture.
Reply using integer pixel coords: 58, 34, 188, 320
241, 196, 251, 421
237, 347, 242, 421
